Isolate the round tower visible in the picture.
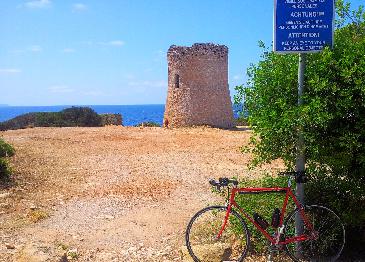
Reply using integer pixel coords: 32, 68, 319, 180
163, 43, 234, 128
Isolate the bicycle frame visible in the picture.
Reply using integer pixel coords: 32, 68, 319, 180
217, 186, 314, 245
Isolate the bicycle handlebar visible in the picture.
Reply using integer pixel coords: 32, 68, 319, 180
210, 172, 307, 190
209, 177, 238, 188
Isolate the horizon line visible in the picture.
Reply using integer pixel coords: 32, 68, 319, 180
0, 103, 167, 107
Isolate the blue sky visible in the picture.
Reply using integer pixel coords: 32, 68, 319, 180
0, 0, 363, 106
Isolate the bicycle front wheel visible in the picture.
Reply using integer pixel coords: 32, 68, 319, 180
186, 206, 250, 262
284, 205, 345, 262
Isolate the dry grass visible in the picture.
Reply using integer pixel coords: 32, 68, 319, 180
0, 126, 285, 261
93, 176, 177, 200
27, 210, 49, 223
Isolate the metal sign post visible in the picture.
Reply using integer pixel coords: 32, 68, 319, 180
273, 0, 335, 251
295, 53, 306, 249
296, 52, 306, 203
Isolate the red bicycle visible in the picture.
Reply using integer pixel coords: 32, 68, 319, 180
185, 172, 345, 261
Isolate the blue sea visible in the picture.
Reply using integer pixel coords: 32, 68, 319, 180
0, 104, 242, 126
0, 105, 243, 126
0, 105, 166, 127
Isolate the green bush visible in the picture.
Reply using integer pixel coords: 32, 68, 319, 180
234, 0, 365, 254
59, 107, 102, 127
0, 113, 37, 131
305, 169, 365, 256
134, 121, 161, 127
235, 117, 249, 126
305, 168, 365, 227
0, 138, 15, 157
34, 107, 102, 127
0, 139, 14, 181
0, 107, 103, 130
34, 112, 63, 127
100, 114, 123, 126
0, 158, 12, 180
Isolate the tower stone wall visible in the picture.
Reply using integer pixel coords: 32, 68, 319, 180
164, 43, 234, 128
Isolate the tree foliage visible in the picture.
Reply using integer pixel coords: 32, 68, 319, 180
235, 0, 365, 227
0, 107, 103, 130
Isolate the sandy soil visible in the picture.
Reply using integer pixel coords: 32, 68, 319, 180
0, 126, 284, 261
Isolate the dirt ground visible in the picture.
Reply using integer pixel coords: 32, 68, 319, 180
0, 126, 284, 261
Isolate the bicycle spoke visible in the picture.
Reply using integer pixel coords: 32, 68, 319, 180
315, 215, 333, 233
186, 206, 250, 262
284, 205, 345, 262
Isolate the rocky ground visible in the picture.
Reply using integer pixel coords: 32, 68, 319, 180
0, 126, 284, 261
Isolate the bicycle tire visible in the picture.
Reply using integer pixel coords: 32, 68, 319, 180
185, 206, 250, 262
284, 205, 345, 262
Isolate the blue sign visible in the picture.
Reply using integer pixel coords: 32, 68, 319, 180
274, 0, 334, 53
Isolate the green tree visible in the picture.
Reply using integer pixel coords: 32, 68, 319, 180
235, 0, 365, 233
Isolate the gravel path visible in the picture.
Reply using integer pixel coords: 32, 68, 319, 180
0, 126, 283, 261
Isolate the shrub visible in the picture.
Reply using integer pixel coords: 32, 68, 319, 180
234, 0, 365, 254
0, 158, 12, 180
100, 114, 123, 126
305, 168, 365, 255
0, 139, 14, 181
34, 112, 63, 127
0, 138, 15, 157
306, 169, 365, 227
27, 209, 49, 223
0, 113, 37, 131
59, 107, 102, 127
134, 122, 161, 127
35, 107, 102, 127
0, 107, 104, 130
235, 116, 249, 126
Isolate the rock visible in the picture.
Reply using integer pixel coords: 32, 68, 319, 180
5, 243, 15, 249
0, 192, 11, 198
29, 204, 37, 210
72, 235, 84, 241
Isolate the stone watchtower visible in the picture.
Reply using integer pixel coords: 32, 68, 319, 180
163, 43, 234, 128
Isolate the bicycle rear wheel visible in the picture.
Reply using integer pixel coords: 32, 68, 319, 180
284, 205, 345, 261
185, 206, 250, 262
